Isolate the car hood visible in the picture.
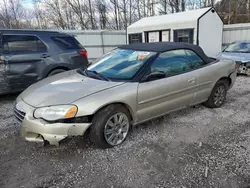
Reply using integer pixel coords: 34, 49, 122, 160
20, 70, 125, 107
217, 52, 250, 62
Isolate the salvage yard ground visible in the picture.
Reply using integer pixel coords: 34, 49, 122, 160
0, 77, 250, 188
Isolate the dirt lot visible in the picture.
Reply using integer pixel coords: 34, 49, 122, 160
0, 77, 250, 188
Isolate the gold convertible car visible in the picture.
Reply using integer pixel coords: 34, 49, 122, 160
14, 42, 237, 148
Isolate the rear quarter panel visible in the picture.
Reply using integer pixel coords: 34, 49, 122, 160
195, 59, 236, 103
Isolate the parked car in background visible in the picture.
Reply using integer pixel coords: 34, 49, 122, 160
217, 41, 250, 76
0, 30, 88, 95
15, 42, 237, 149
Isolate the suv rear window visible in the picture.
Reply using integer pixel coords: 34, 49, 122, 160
3, 35, 47, 53
51, 36, 83, 50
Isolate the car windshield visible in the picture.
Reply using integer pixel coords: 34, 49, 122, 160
224, 42, 250, 53
87, 48, 156, 81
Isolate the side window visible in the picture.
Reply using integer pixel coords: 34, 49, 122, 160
150, 49, 205, 78
128, 33, 142, 44
151, 50, 192, 77
174, 29, 194, 44
37, 38, 47, 52
185, 50, 205, 68
51, 36, 82, 50
3, 35, 47, 53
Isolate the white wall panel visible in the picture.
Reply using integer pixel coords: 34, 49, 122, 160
223, 23, 250, 47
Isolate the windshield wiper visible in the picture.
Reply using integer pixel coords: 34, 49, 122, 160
85, 70, 110, 81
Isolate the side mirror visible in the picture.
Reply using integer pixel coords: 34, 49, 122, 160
144, 71, 166, 81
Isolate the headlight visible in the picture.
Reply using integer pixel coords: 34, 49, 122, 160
34, 105, 78, 121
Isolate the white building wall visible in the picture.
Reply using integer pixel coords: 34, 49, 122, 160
223, 23, 250, 48
199, 10, 223, 57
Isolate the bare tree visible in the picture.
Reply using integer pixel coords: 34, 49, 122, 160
110, 0, 119, 29
158, 0, 168, 14
96, 0, 108, 29
88, 0, 96, 29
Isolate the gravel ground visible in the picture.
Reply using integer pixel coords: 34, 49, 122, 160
0, 77, 250, 188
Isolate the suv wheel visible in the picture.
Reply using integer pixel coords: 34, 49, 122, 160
204, 80, 229, 108
90, 104, 131, 149
47, 69, 66, 77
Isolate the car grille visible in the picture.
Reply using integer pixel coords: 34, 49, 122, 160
14, 106, 26, 125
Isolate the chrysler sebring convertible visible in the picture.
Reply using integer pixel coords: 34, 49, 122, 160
15, 42, 237, 148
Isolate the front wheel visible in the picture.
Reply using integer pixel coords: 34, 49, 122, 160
90, 104, 131, 149
203, 80, 229, 108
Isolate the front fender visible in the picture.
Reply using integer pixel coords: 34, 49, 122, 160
73, 83, 139, 123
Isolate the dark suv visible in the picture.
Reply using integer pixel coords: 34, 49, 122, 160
0, 30, 88, 95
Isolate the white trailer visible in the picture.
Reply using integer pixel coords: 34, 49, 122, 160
127, 7, 223, 57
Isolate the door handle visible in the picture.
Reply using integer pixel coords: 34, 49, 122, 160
41, 54, 50, 58
188, 78, 196, 83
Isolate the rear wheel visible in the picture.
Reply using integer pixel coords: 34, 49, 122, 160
47, 69, 67, 77
90, 104, 131, 149
203, 80, 229, 108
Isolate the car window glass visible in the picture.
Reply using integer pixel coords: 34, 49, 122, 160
184, 49, 205, 68
3, 35, 47, 53
37, 38, 47, 52
51, 36, 83, 50
224, 42, 250, 53
151, 50, 192, 77
88, 49, 156, 80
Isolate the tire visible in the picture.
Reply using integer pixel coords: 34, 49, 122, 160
90, 104, 131, 149
203, 79, 229, 108
47, 69, 67, 77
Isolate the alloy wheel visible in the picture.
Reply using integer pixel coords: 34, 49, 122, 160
213, 85, 226, 106
104, 112, 130, 146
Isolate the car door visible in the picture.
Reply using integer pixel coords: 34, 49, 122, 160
2, 34, 47, 90
137, 50, 198, 123
184, 50, 215, 104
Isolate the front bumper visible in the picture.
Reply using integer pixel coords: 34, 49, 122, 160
237, 62, 250, 76
15, 97, 91, 146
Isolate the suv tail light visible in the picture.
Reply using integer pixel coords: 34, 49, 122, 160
78, 50, 88, 61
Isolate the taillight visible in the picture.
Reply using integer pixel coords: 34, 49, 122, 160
78, 50, 88, 60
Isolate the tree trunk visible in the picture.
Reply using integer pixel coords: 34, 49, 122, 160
129, 0, 132, 24
113, 0, 119, 30
88, 0, 95, 29
137, 0, 141, 19
123, 0, 127, 29
175, 0, 179, 12
164, 0, 167, 14
143, 0, 146, 17
181, 0, 185, 11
